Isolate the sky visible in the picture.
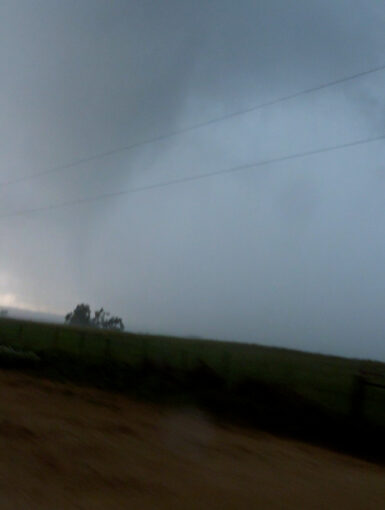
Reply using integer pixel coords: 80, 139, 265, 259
1, 0, 385, 360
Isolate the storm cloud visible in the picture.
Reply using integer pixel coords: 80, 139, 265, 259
1, 0, 385, 360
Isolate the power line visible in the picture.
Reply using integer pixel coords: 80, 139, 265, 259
1, 132, 384, 220
1, 62, 385, 188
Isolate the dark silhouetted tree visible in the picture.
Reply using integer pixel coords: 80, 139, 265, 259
92, 308, 124, 331
65, 304, 124, 331
65, 303, 91, 327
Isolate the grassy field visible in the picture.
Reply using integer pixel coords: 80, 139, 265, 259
0, 316, 384, 429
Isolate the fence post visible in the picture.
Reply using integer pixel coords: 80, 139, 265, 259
142, 338, 148, 364
18, 325, 24, 348
351, 373, 366, 421
52, 328, 60, 352
79, 332, 86, 358
223, 350, 231, 388
180, 349, 188, 370
105, 337, 112, 363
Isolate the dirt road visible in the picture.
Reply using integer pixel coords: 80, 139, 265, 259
0, 370, 383, 509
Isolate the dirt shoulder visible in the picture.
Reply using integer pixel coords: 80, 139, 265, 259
0, 370, 383, 509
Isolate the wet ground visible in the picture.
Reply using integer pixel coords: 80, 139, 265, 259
0, 370, 383, 509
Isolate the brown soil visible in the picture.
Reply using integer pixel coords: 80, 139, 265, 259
0, 371, 383, 509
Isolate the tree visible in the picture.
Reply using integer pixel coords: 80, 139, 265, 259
65, 304, 124, 331
65, 303, 91, 327
92, 308, 124, 331
0, 309, 8, 318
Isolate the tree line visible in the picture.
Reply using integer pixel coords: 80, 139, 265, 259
65, 304, 124, 331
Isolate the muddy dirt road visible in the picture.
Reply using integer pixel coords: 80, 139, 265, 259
0, 370, 383, 509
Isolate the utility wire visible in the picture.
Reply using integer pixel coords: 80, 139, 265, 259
1, 132, 384, 220
1, 62, 385, 188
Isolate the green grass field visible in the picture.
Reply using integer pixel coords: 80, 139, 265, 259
0, 316, 384, 429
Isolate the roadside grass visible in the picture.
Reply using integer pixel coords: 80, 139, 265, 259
0, 316, 384, 462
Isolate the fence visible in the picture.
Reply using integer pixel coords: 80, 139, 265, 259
351, 371, 385, 422
0, 317, 384, 429
0, 319, 218, 373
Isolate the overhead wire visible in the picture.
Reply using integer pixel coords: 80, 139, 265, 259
1, 132, 384, 220
1, 61, 385, 188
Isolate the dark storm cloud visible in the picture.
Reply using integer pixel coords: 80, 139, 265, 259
1, 1, 385, 360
